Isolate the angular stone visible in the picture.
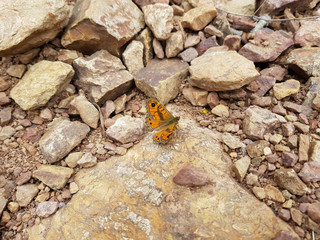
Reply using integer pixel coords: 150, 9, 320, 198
134, 58, 189, 105
143, 3, 173, 40
312, 92, 320, 110
71, 93, 99, 129
309, 141, 320, 162
282, 122, 295, 137
165, 31, 184, 58
278, 209, 291, 221
304, 77, 320, 107
243, 106, 286, 140
178, 47, 199, 62
232, 156, 250, 181
77, 153, 98, 168
65, 152, 84, 168
286, 47, 320, 77
264, 184, 285, 203
204, 24, 223, 37
182, 87, 208, 106
181, 4, 217, 31
133, 0, 169, 8
15, 184, 39, 207
211, 104, 229, 117
299, 162, 320, 182
122, 40, 144, 75
221, 133, 246, 150
0, 108, 11, 126
0, 92, 10, 106
307, 201, 320, 224
27, 116, 298, 239
282, 152, 298, 167
293, 122, 309, 134
239, 28, 293, 62
189, 46, 259, 91
258, 0, 313, 15
0, 126, 16, 141
0, 77, 11, 91
153, 38, 164, 59
274, 169, 309, 196
184, 34, 201, 48
10, 61, 74, 110
106, 116, 145, 144
251, 96, 272, 107
252, 186, 266, 200
207, 92, 219, 109
15, 171, 32, 186
6, 65, 26, 78
17, 48, 41, 64
290, 208, 303, 226
39, 119, 90, 163
136, 28, 154, 66
114, 94, 126, 114
260, 65, 288, 81
0, 196, 8, 216
61, 0, 144, 56
273, 79, 300, 100
32, 165, 74, 190
223, 35, 241, 51
0, 0, 70, 56
57, 49, 83, 64
216, 0, 255, 15
73, 50, 134, 105
273, 230, 299, 240
246, 140, 269, 158
195, 36, 219, 56
295, 20, 320, 47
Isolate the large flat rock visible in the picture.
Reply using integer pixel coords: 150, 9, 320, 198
0, 0, 70, 56
28, 108, 297, 240
189, 46, 260, 91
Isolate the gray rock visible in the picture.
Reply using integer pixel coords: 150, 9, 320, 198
39, 119, 90, 163
106, 116, 145, 144
73, 50, 134, 105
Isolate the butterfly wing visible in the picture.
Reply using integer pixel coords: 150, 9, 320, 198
147, 99, 174, 129
154, 119, 178, 144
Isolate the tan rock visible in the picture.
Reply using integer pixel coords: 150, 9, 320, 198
77, 153, 97, 168
264, 184, 285, 203
189, 47, 259, 91
165, 31, 184, 58
114, 94, 127, 114
73, 50, 134, 105
312, 92, 320, 110
69, 182, 79, 194
27, 117, 298, 239
71, 93, 99, 129
122, 41, 144, 75
232, 156, 250, 181
134, 58, 189, 105
211, 104, 229, 117
7, 202, 19, 213
215, 0, 255, 15
252, 186, 266, 200
143, 4, 173, 40
15, 184, 39, 207
32, 165, 74, 190
0, 77, 11, 91
309, 141, 320, 162
182, 87, 208, 106
0, 0, 70, 56
181, 4, 217, 31
153, 38, 164, 59
273, 79, 300, 100
57, 49, 83, 64
17, 48, 40, 64
65, 152, 84, 168
10, 61, 74, 110
61, 0, 144, 56
6, 65, 26, 78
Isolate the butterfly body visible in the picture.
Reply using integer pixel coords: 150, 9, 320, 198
146, 99, 179, 144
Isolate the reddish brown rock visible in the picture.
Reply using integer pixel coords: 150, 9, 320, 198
207, 92, 219, 109
134, 0, 169, 8
258, 0, 313, 15
178, 47, 199, 62
196, 36, 219, 55
219, 89, 247, 100
204, 25, 223, 38
239, 28, 294, 62
0, 77, 11, 91
0, 92, 10, 106
307, 201, 320, 224
173, 166, 210, 187
153, 38, 164, 59
260, 65, 288, 82
227, 16, 256, 31
282, 152, 298, 167
299, 162, 320, 182
273, 230, 299, 240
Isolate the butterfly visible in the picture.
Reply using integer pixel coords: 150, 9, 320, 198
146, 99, 179, 144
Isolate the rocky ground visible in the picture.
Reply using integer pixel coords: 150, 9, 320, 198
1, 0, 320, 239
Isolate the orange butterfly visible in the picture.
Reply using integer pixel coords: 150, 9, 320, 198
146, 99, 179, 144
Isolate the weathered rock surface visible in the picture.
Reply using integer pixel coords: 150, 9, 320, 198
61, 0, 144, 56
27, 116, 298, 239
181, 4, 217, 31
70, 93, 99, 129
286, 47, 320, 78
299, 162, 320, 182
243, 106, 286, 140
36, 201, 59, 218
165, 31, 184, 58
309, 141, 320, 162
0, 0, 70, 56
143, 3, 173, 40
258, 0, 314, 15
39, 119, 90, 163
274, 169, 309, 196
122, 40, 144, 75
273, 79, 300, 100
134, 58, 189, 105
15, 184, 39, 207
264, 184, 285, 203
10, 61, 74, 110
239, 28, 293, 62
222, 133, 246, 149
106, 116, 145, 144
77, 153, 97, 168
32, 165, 74, 190
182, 87, 208, 106
73, 50, 134, 105
189, 47, 259, 91
232, 156, 250, 181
